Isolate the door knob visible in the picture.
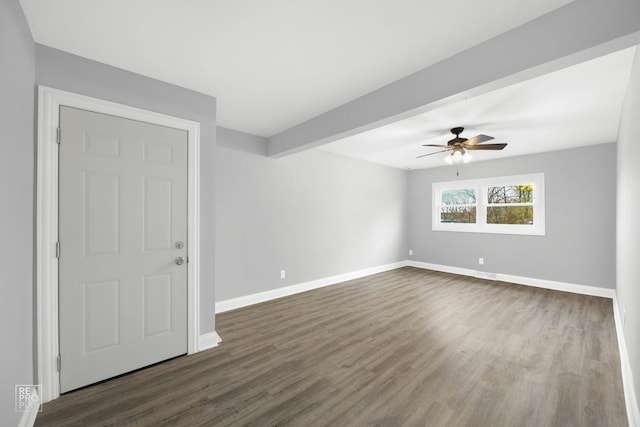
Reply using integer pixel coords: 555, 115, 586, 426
175, 257, 185, 265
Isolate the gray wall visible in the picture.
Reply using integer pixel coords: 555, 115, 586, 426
215, 137, 408, 301
0, 1, 35, 424
616, 47, 640, 414
408, 143, 617, 288
35, 45, 218, 333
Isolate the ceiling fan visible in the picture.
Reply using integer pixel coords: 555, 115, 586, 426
417, 127, 507, 164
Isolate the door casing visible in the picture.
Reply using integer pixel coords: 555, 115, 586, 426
36, 86, 201, 403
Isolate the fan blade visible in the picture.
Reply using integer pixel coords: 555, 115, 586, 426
464, 134, 494, 145
416, 149, 451, 158
421, 144, 449, 148
465, 143, 507, 150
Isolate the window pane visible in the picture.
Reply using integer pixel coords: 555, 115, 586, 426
487, 206, 533, 224
442, 189, 476, 205
441, 206, 476, 223
487, 185, 533, 204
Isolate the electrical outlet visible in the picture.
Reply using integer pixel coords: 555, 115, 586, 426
280, 270, 286, 279
409, 249, 413, 256
478, 257, 484, 265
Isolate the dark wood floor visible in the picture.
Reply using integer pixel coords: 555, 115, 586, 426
36, 267, 627, 426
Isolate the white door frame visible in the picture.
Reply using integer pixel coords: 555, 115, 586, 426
36, 86, 201, 403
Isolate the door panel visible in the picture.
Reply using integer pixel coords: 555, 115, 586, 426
143, 273, 173, 337
59, 106, 188, 393
82, 172, 121, 257
143, 177, 173, 251
83, 279, 120, 353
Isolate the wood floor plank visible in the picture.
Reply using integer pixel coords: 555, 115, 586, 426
35, 267, 628, 426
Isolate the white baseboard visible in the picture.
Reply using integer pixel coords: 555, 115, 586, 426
17, 386, 40, 427
198, 331, 222, 351
613, 296, 640, 427
215, 261, 407, 313
498, 273, 616, 299
217, 260, 615, 313
406, 260, 616, 299
407, 261, 476, 278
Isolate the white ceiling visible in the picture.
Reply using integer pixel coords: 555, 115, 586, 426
20, 0, 572, 137
320, 47, 636, 170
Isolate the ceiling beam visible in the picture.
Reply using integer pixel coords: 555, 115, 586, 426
218, 126, 268, 156
267, 0, 640, 158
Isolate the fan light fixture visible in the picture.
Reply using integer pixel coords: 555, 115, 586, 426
444, 150, 471, 165
417, 127, 507, 163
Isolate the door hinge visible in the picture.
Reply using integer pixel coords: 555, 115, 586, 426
56, 355, 61, 372
55, 241, 61, 259
56, 127, 61, 144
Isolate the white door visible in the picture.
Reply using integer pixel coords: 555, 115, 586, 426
58, 106, 188, 393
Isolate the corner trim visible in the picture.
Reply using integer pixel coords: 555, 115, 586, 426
36, 86, 202, 403
216, 261, 407, 313
406, 261, 616, 299
613, 296, 640, 427
198, 331, 223, 351
16, 386, 39, 427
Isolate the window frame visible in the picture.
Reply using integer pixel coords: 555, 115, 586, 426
432, 173, 545, 236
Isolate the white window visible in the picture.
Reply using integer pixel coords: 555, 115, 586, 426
432, 173, 545, 235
